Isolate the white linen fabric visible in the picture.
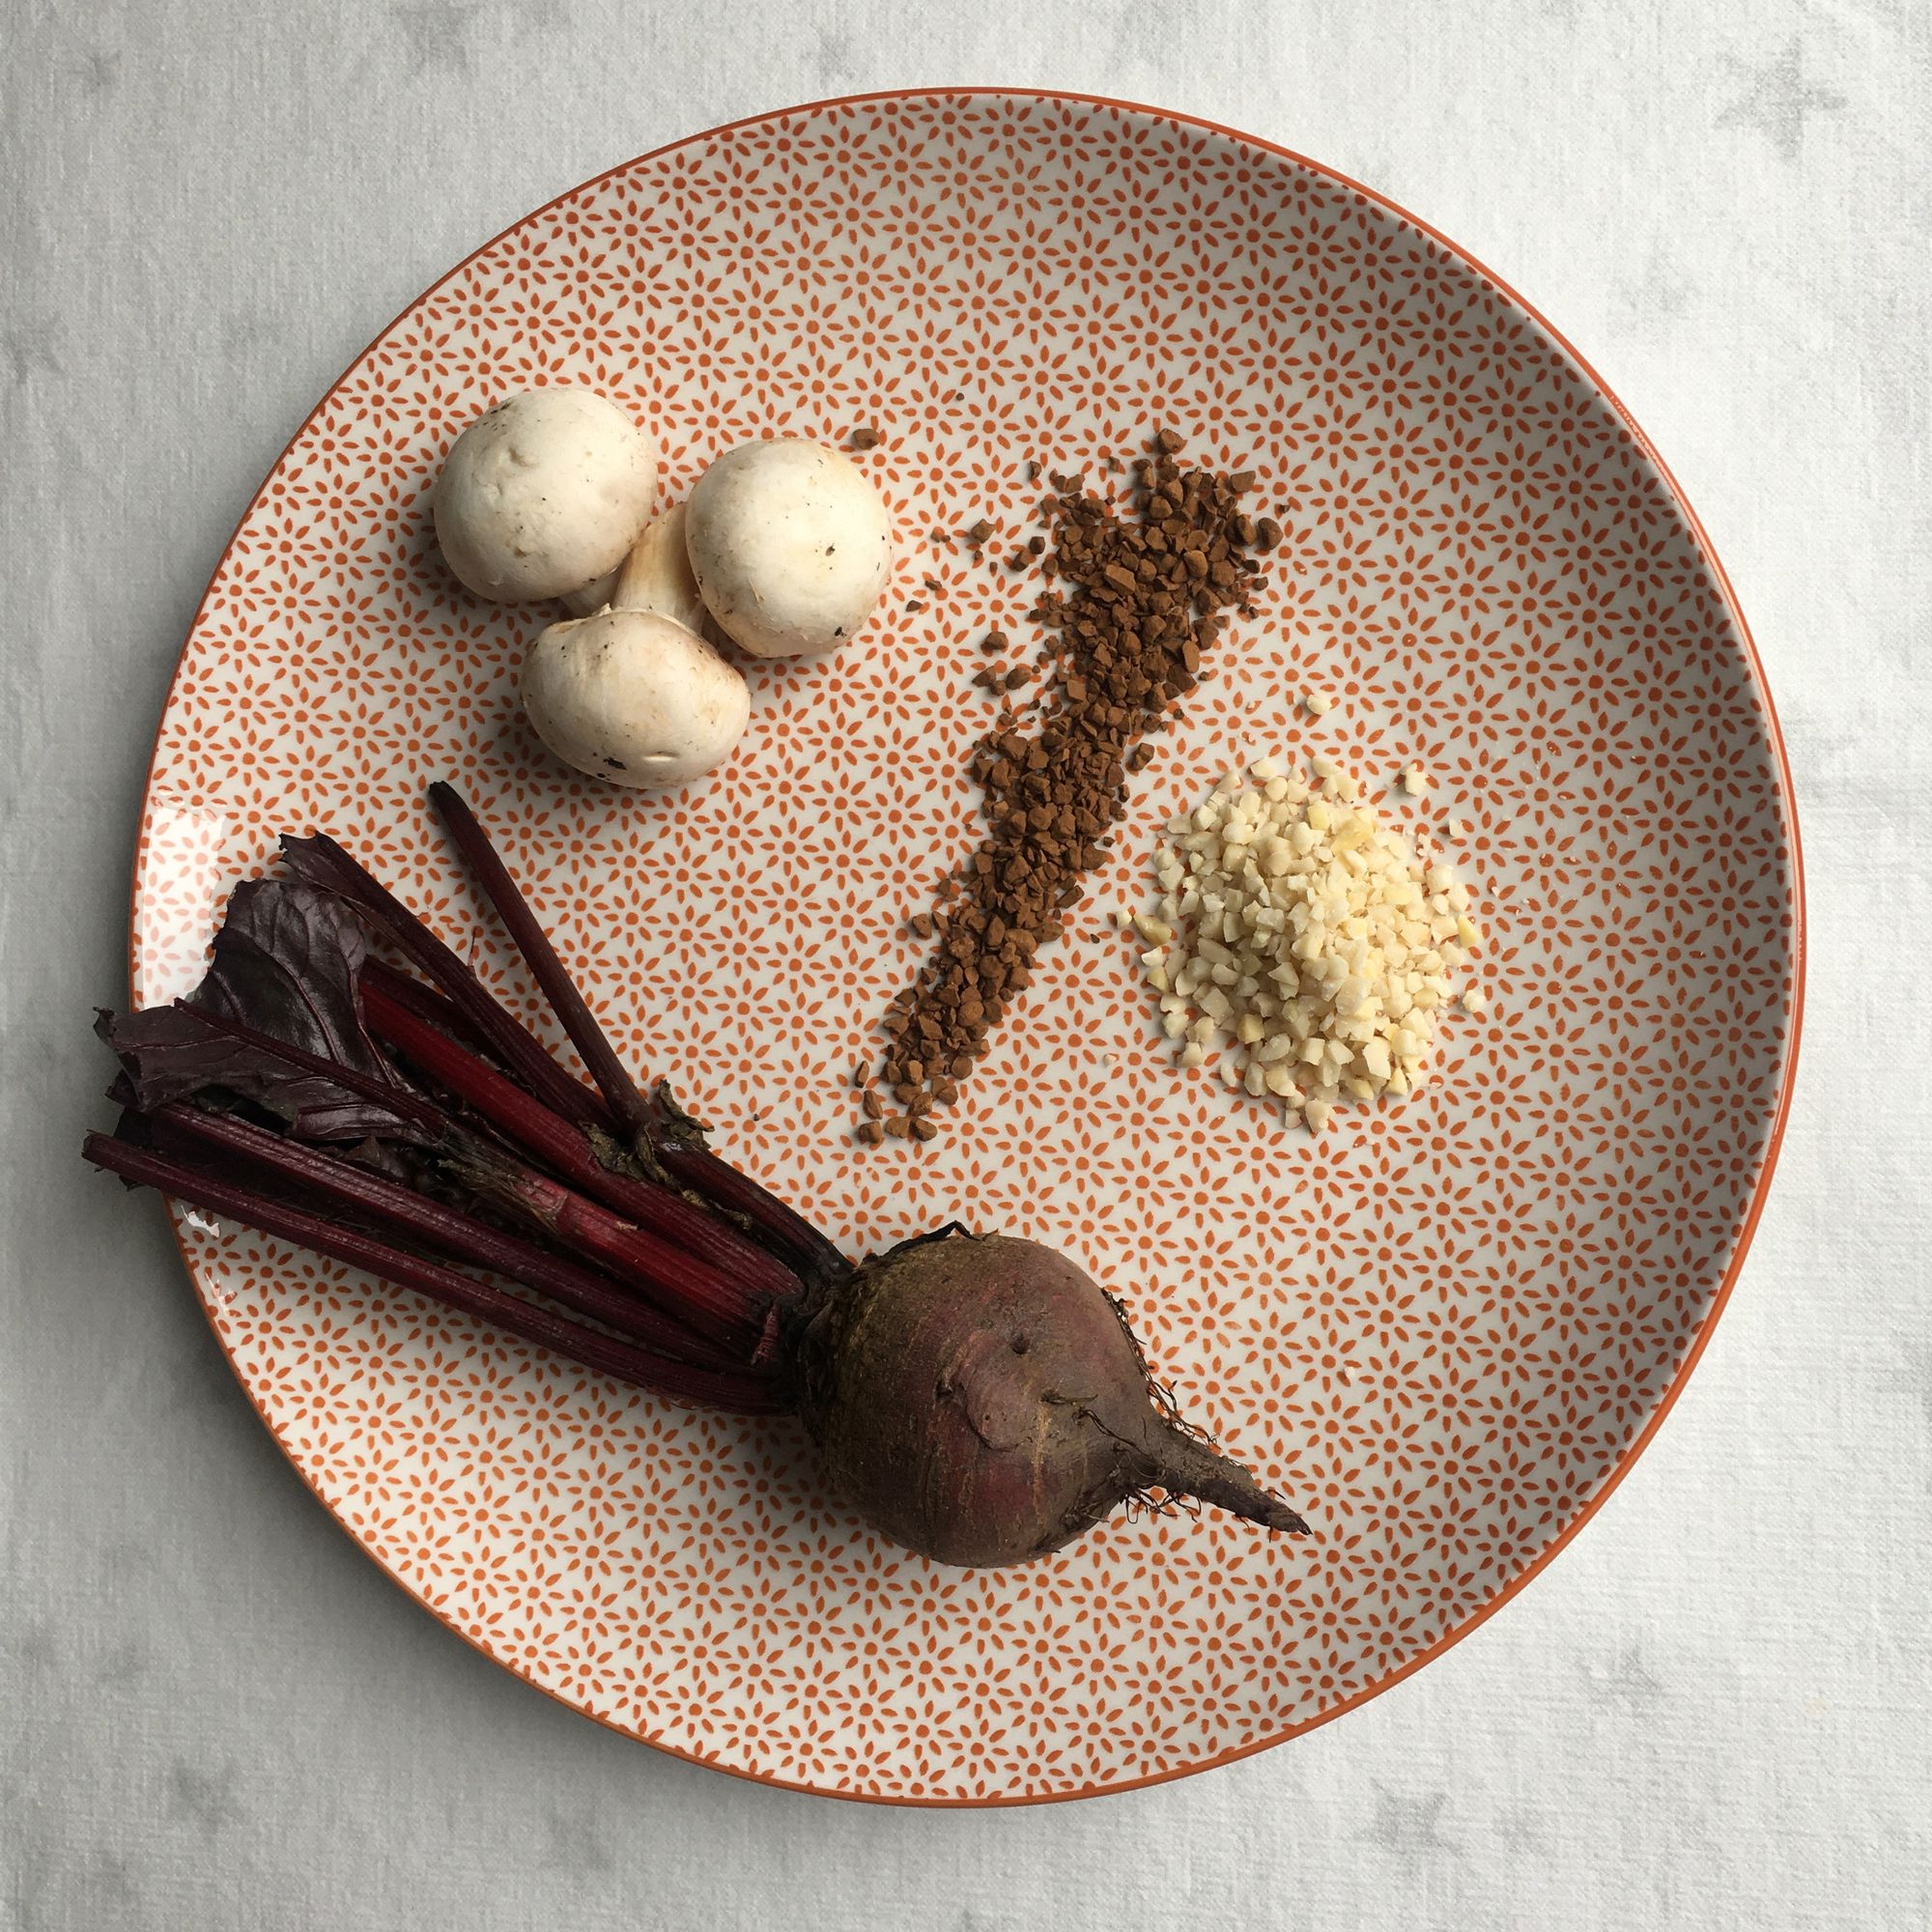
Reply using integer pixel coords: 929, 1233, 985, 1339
2, 2, 1924, 1926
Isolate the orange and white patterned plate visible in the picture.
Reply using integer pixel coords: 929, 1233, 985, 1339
130, 89, 1803, 1804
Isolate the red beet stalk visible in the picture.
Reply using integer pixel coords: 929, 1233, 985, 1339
430, 1133, 781, 1356
148, 1103, 743, 1374
82, 1132, 781, 1413
361, 977, 800, 1342
358, 960, 499, 1065
428, 782, 655, 1141
652, 1135, 851, 1287
283, 832, 610, 1131
174, 998, 777, 1361
427, 782, 850, 1285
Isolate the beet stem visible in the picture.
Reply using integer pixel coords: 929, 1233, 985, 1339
426, 783, 849, 1285
363, 960, 624, 1133
83, 1132, 782, 1412
357, 959, 494, 1057
168, 999, 753, 1363
433, 1130, 773, 1360
283, 832, 610, 1131
362, 976, 800, 1347
428, 781, 653, 1141
654, 1135, 853, 1287
151, 1104, 743, 1374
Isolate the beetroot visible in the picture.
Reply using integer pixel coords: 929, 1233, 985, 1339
87, 788, 1308, 1571
796, 1231, 1306, 1566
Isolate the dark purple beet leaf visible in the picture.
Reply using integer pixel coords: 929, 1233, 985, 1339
99, 879, 418, 1142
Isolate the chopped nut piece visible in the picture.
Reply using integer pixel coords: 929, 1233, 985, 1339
1302, 692, 1335, 717
1134, 753, 1481, 1126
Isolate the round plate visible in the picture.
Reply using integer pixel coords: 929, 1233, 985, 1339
131, 89, 1802, 1804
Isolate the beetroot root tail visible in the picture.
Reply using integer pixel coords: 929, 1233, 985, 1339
1141, 1423, 1310, 1536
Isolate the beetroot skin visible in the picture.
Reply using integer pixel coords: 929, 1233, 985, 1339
796, 1230, 1308, 1568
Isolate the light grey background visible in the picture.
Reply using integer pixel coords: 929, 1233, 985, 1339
2, 1, 1925, 1927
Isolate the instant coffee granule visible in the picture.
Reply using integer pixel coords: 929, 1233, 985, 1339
856, 430, 1284, 1144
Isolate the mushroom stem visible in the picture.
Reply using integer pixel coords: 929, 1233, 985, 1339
611, 501, 708, 635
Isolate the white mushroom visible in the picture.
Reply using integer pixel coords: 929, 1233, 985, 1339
433, 387, 657, 604
521, 609, 748, 789
684, 439, 891, 657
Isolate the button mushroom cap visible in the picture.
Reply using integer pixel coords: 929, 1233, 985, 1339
521, 609, 749, 790
434, 387, 658, 604
684, 439, 892, 657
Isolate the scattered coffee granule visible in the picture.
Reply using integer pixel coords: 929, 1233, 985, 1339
856, 430, 1280, 1141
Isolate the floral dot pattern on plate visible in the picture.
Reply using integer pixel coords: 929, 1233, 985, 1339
130, 90, 1799, 1804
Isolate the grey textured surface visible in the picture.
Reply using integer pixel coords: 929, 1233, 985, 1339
1, 2, 1926, 1927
